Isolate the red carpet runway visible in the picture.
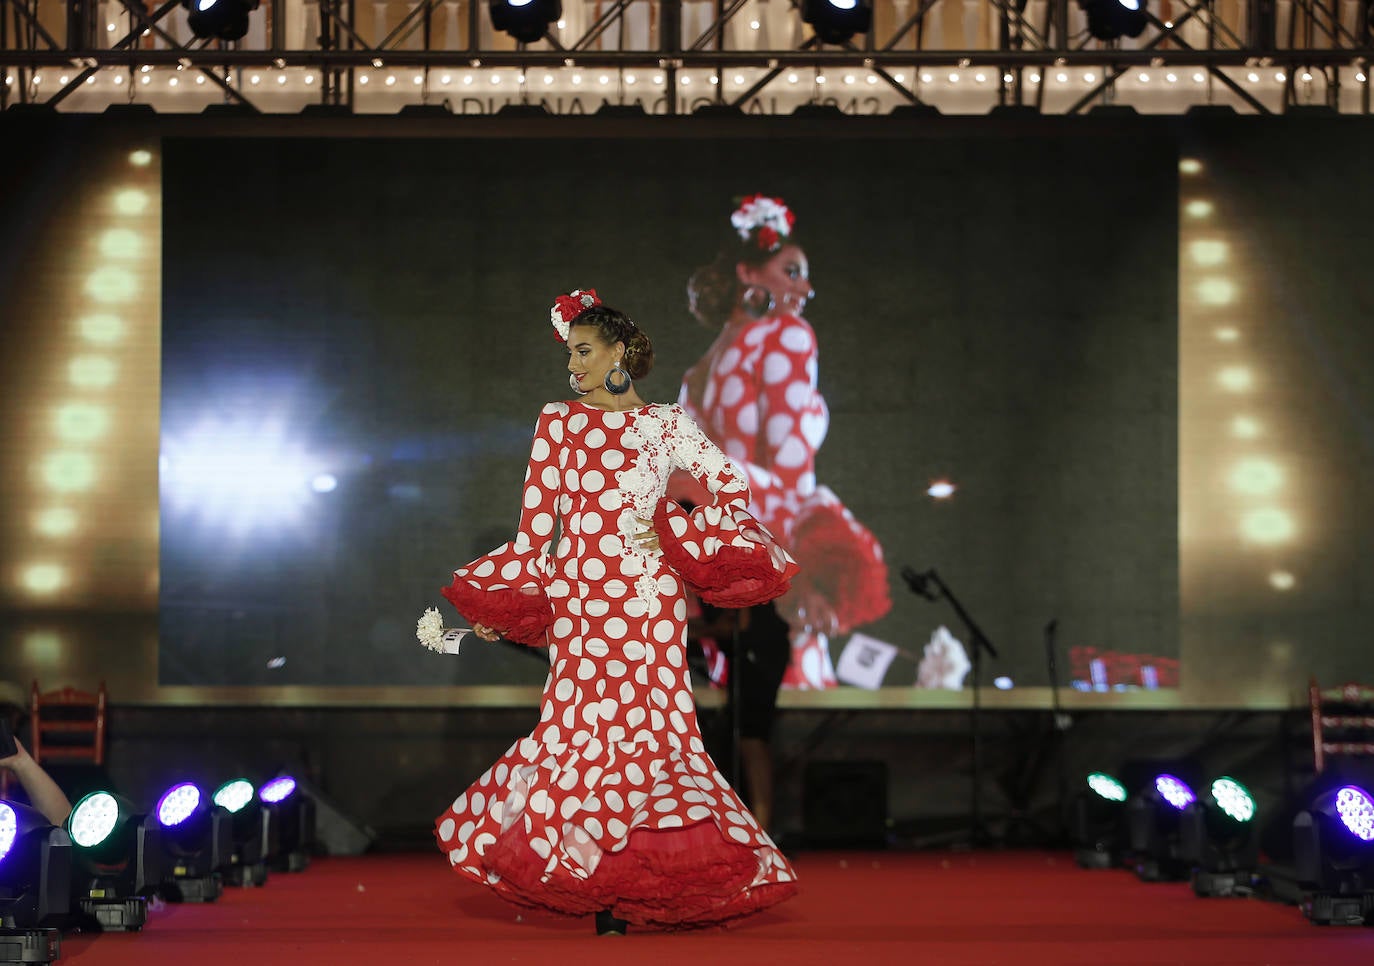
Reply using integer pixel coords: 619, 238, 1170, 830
59, 851, 1373, 965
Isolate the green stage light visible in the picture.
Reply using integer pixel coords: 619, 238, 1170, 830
66, 792, 160, 932
1180, 775, 1259, 897
1088, 773, 1128, 803
1211, 777, 1255, 823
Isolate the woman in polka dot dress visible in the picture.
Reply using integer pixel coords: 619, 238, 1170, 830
435, 291, 800, 932
681, 196, 891, 690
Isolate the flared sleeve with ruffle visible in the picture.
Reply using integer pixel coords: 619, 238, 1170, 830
788, 486, 890, 634
440, 405, 560, 646
652, 405, 799, 607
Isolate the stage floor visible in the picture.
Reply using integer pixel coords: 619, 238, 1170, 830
60, 850, 1373, 965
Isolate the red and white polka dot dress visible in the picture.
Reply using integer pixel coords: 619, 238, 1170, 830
678, 313, 891, 690
437, 401, 799, 927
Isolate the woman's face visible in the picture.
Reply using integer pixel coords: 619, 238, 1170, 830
566, 324, 624, 392
738, 243, 814, 316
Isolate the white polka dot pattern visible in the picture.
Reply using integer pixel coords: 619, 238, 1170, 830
436, 399, 798, 922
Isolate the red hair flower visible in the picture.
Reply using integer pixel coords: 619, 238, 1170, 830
550, 288, 601, 342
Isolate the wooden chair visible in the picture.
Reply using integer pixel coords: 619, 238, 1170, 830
1310, 679, 1374, 775
30, 680, 107, 768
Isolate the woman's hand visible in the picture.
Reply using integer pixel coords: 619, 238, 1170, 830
778, 587, 840, 637
472, 623, 500, 642
630, 515, 659, 552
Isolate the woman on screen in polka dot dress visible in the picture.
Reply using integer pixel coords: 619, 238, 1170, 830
679, 196, 891, 690
433, 290, 801, 934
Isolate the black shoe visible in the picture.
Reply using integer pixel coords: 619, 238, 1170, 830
595, 909, 629, 936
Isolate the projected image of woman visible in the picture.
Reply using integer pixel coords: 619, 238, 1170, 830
430, 291, 799, 933
679, 197, 891, 690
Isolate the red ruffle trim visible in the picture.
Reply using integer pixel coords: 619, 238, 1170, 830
654, 498, 798, 608
789, 502, 891, 633
440, 579, 553, 646
449, 820, 797, 928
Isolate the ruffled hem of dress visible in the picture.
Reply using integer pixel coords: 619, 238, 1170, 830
789, 500, 891, 633
439, 819, 797, 928
440, 579, 553, 646
654, 498, 799, 608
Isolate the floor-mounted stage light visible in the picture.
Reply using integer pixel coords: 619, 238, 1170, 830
1, 801, 70, 965
1294, 784, 1374, 925
183, 0, 261, 41
801, 0, 873, 45
213, 779, 277, 887
1127, 773, 1195, 881
1078, 0, 1149, 40
489, 0, 561, 44
1072, 772, 1129, 868
1179, 776, 1259, 896
259, 776, 315, 873
154, 782, 232, 903
66, 791, 161, 932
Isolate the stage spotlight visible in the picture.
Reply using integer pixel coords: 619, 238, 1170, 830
1072, 772, 1128, 868
213, 779, 277, 887
1127, 773, 1195, 881
66, 791, 161, 932
259, 776, 316, 872
1, 801, 70, 964
489, 0, 561, 44
183, 0, 260, 40
1294, 785, 1374, 925
1179, 776, 1259, 896
1078, 0, 1149, 40
801, 0, 873, 45
154, 782, 232, 903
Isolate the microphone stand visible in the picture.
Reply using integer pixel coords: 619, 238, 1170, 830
902, 566, 999, 847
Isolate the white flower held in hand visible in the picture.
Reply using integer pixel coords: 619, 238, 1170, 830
416, 607, 470, 654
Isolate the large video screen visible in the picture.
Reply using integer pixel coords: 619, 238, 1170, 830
156, 132, 1179, 692
4, 116, 1370, 708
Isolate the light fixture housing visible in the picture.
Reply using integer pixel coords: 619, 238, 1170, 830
1294, 784, 1374, 925
1179, 776, 1259, 896
488, 0, 561, 44
801, 0, 873, 45
183, 0, 261, 41
1078, 0, 1149, 40
153, 782, 233, 903
66, 791, 161, 932
259, 776, 316, 873
0, 800, 72, 935
213, 779, 278, 887
1072, 772, 1129, 868
1127, 773, 1197, 881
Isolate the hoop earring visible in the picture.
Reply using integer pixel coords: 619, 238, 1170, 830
569, 372, 589, 395
604, 363, 632, 395
741, 285, 776, 319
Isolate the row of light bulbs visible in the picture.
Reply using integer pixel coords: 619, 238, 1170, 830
8, 66, 1368, 90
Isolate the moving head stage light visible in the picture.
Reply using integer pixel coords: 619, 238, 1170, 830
1128, 773, 1195, 881
183, 0, 260, 41
1180, 776, 1259, 897
1, 802, 70, 966
258, 776, 315, 873
1072, 772, 1129, 868
489, 0, 561, 44
1294, 784, 1374, 925
66, 791, 160, 932
213, 779, 277, 887
801, 0, 874, 44
154, 782, 231, 903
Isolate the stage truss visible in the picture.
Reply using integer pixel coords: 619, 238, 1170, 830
1, 0, 1371, 114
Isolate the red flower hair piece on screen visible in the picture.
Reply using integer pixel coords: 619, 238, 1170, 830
731, 195, 796, 253
550, 288, 601, 342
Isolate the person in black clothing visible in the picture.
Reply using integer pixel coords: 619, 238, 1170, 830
690, 600, 791, 832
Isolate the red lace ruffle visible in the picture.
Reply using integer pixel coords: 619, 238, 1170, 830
653, 498, 798, 608
789, 502, 891, 633
440, 579, 552, 646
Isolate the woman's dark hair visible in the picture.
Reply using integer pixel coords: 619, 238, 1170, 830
570, 305, 655, 380
686, 236, 800, 330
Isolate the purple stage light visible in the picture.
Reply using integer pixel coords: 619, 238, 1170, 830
1155, 774, 1196, 810
156, 782, 203, 827
0, 803, 17, 862
1334, 786, 1374, 842
258, 776, 297, 804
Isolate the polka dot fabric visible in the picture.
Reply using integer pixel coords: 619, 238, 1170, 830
679, 313, 891, 690
436, 401, 798, 927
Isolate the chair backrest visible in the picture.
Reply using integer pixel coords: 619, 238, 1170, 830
1310, 678, 1374, 775
30, 680, 107, 767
